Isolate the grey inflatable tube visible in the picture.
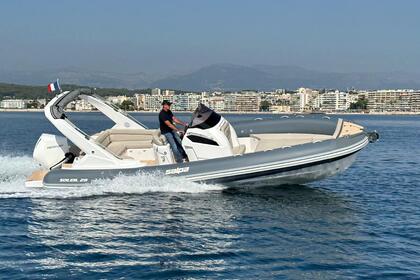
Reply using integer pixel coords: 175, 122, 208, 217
231, 117, 339, 137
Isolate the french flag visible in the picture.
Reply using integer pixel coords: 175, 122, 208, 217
47, 79, 61, 93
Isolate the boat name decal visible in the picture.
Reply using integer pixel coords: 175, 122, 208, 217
59, 178, 89, 183
165, 167, 190, 175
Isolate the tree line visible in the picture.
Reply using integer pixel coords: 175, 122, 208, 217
0, 83, 191, 100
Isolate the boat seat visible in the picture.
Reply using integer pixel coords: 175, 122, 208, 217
96, 129, 165, 145
95, 129, 166, 156
232, 144, 246, 155
252, 133, 333, 152
220, 121, 245, 155
107, 141, 154, 156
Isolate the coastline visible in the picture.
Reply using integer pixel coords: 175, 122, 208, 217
1, 108, 419, 115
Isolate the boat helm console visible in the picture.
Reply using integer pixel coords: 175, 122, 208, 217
183, 104, 245, 160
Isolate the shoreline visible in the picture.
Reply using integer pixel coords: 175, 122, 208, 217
0, 108, 419, 115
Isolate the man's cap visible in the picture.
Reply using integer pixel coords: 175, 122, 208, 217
162, 100, 172, 106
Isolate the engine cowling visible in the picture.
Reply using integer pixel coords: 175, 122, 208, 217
33, 133, 70, 169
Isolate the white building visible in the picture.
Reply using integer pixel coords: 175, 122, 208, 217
0, 99, 27, 109
162, 89, 175, 97
144, 94, 163, 111
298, 88, 312, 111
366, 89, 420, 112
135, 94, 146, 110
151, 88, 161, 96
209, 95, 225, 111
270, 105, 291, 113
173, 94, 189, 111
224, 94, 237, 111
188, 93, 202, 111
36, 98, 47, 107
106, 95, 129, 105
348, 93, 360, 104
200, 92, 210, 106
291, 88, 320, 112
74, 99, 94, 111
236, 93, 261, 112
319, 91, 350, 111
275, 89, 286, 94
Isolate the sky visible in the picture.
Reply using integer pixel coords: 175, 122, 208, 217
1, 0, 419, 75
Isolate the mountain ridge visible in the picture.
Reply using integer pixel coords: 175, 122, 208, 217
1, 64, 419, 91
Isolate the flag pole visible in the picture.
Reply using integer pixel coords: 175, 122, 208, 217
57, 78, 62, 93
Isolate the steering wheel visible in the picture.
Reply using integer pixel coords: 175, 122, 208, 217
183, 123, 189, 133
178, 124, 189, 139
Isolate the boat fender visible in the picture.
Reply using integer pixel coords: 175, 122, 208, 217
367, 131, 379, 143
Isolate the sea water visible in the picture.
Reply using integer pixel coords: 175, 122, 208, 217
0, 112, 419, 279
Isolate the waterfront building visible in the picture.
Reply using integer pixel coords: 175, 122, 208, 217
262, 93, 280, 106
348, 92, 360, 104
162, 89, 175, 97
144, 94, 163, 111
298, 88, 312, 111
200, 92, 210, 106
290, 88, 320, 112
188, 93, 201, 111
270, 105, 291, 113
106, 95, 129, 105
367, 90, 420, 112
209, 95, 225, 111
135, 94, 146, 110
319, 91, 349, 112
411, 92, 420, 112
151, 88, 161, 96
0, 99, 28, 109
36, 98, 47, 107
236, 93, 260, 112
21, 88, 418, 113
224, 94, 237, 111
265, 93, 293, 112
75, 99, 95, 111
173, 94, 189, 111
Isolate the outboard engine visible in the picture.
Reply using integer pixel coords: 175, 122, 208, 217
33, 133, 70, 169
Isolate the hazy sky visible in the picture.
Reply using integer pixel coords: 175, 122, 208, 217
1, 0, 419, 75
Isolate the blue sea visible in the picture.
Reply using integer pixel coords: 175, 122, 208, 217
0, 112, 419, 279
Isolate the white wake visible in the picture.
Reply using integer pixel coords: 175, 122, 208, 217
0, 154, 224, 199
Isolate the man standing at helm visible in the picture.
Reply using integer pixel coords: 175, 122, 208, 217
159, 100, 188, 163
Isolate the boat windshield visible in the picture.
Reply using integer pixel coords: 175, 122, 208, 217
66, 118, 91, 140
189, 104, 221, 129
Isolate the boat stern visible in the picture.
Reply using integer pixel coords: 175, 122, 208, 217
25, 169, 47, 188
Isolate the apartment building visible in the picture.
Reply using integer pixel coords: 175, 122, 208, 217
236, 93, 260, 112
0, 99, 28, 109
367, 90, 420, 112
319, 91, 350, 112
209, 95, 225, 111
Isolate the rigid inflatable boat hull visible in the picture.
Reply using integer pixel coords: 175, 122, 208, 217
37, 133, 368, 189
225, 153, 357, 188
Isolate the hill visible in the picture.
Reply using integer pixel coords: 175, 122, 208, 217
151, 64, 420, 91
1, 64, 419, 92
0, 83, 150, 100
0, 67, 151, 89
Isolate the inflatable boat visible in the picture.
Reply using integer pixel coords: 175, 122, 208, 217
26, 88, 378, 188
